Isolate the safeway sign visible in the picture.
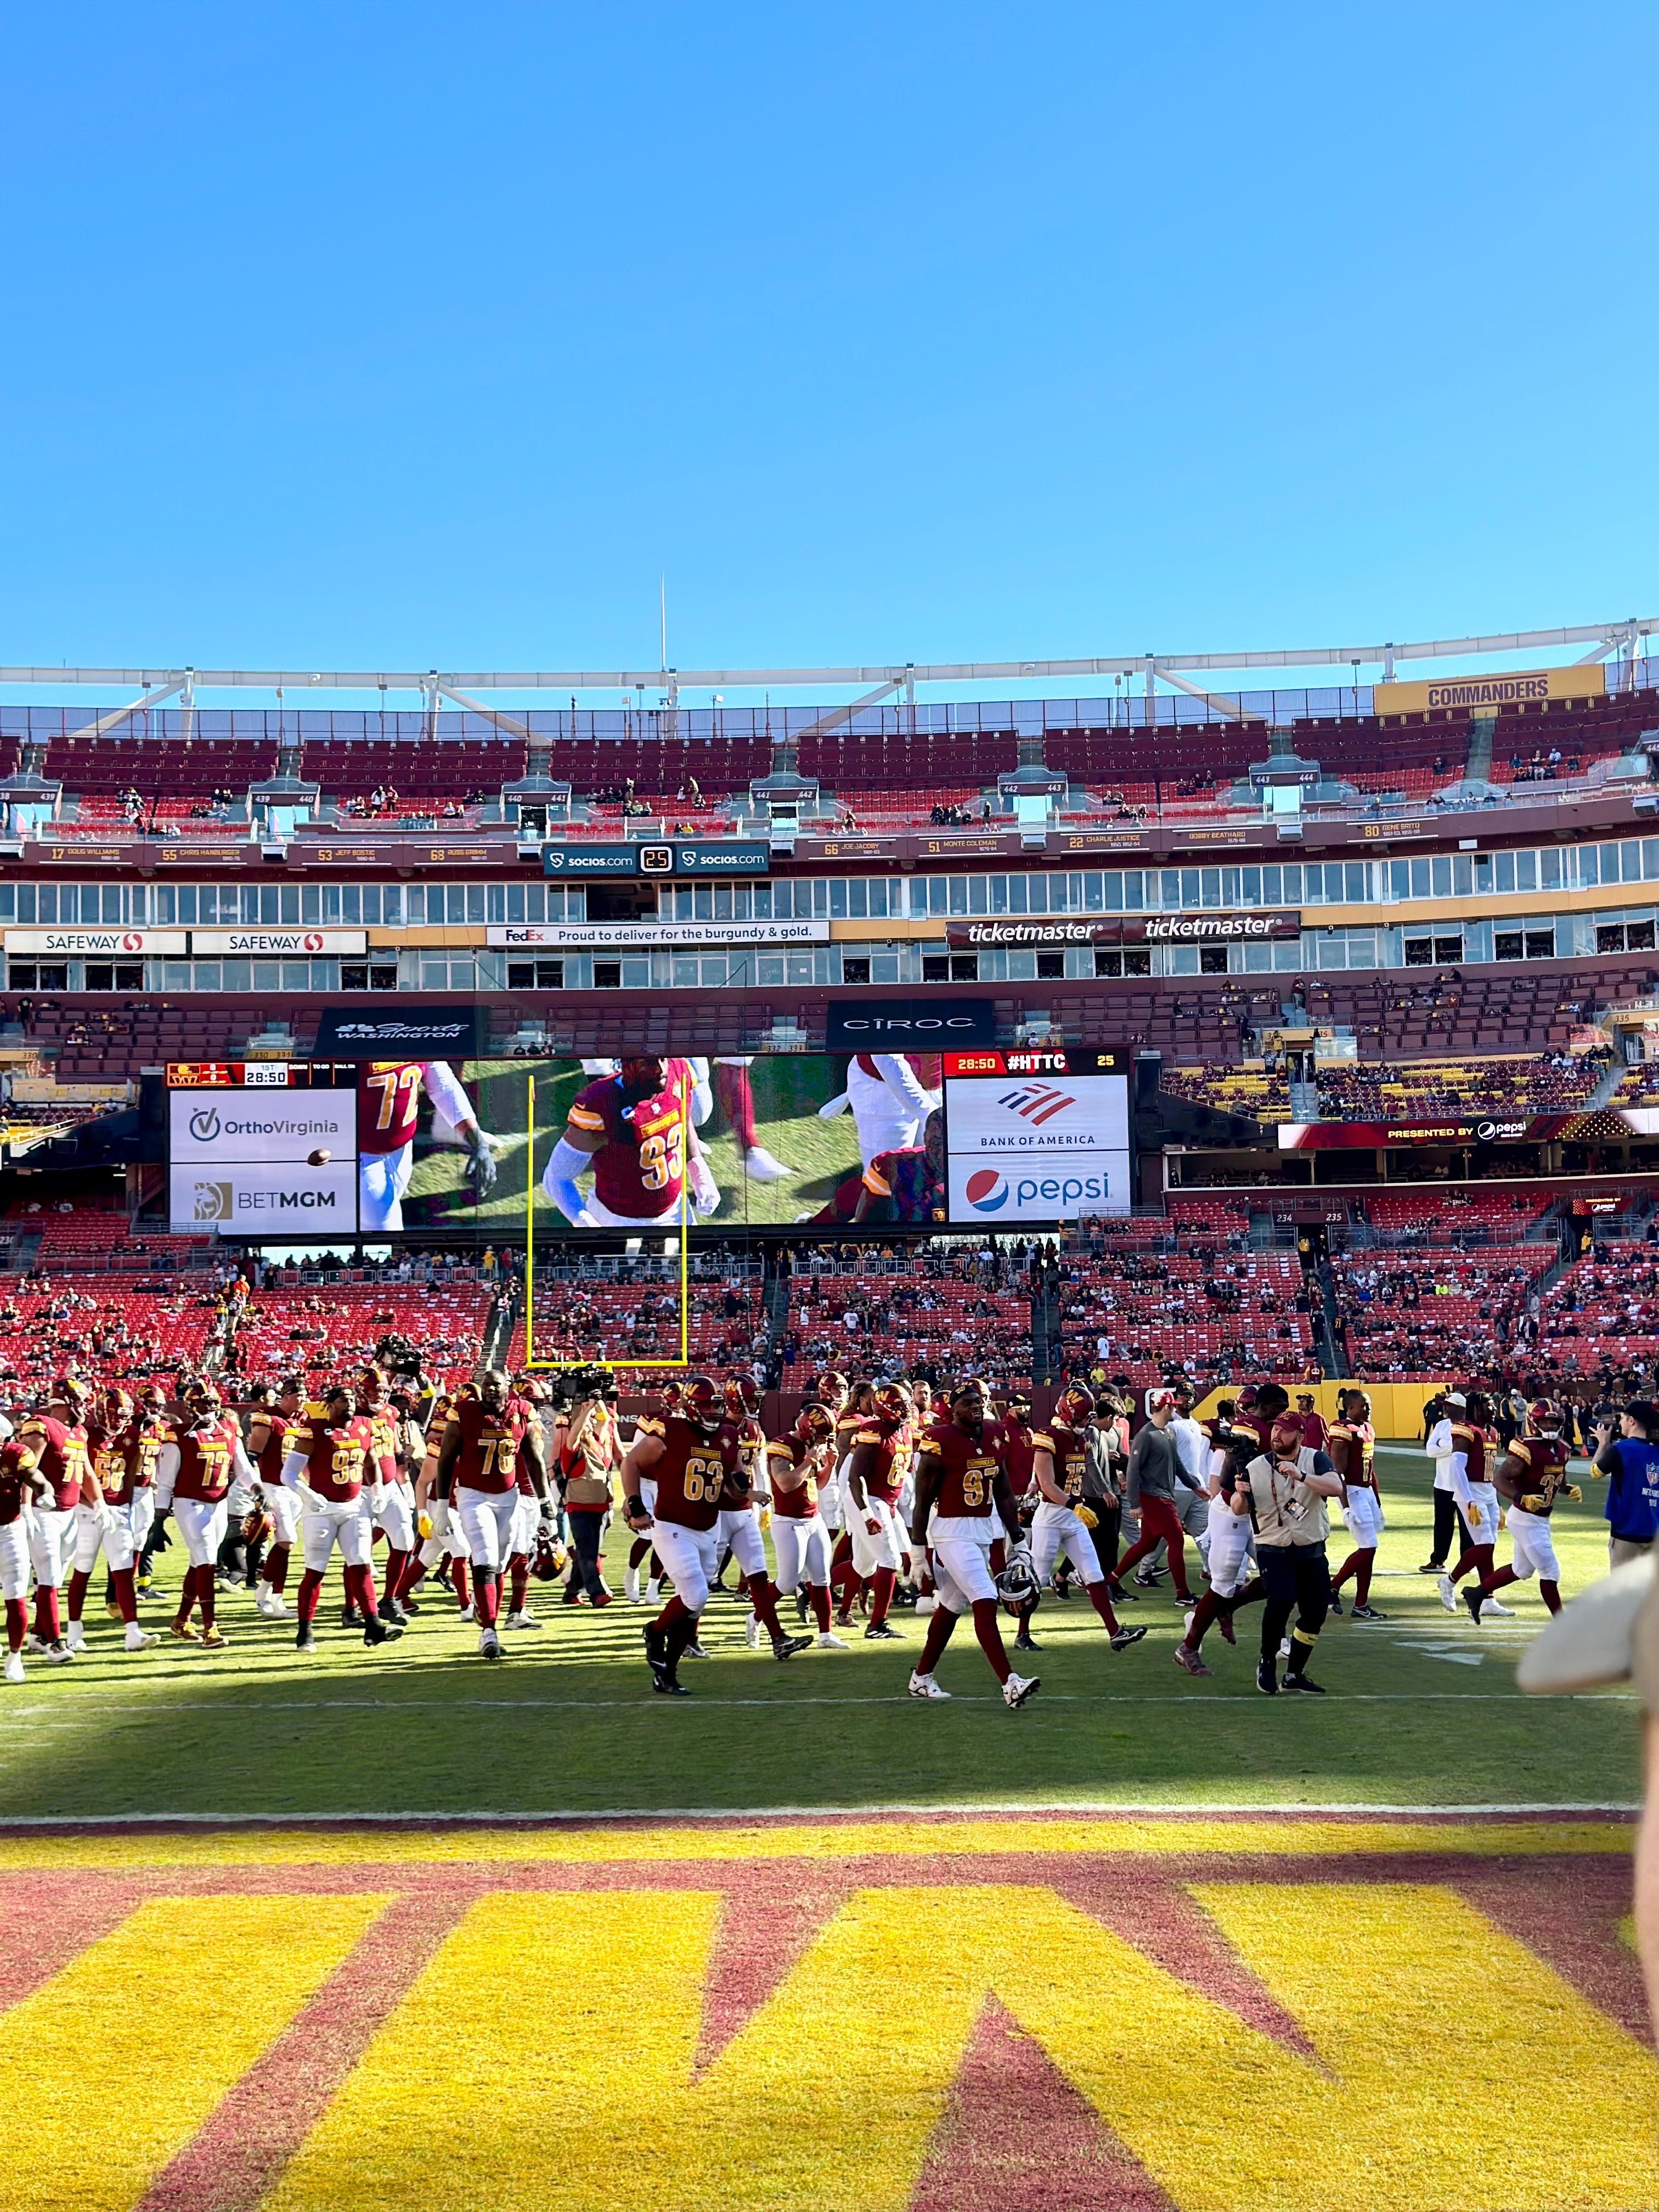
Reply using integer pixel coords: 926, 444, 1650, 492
3, 928, 189, 956
944, 1070, 1131, 1221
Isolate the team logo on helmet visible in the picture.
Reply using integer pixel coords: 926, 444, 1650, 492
1528, 1397, 1564, 1434
1054, 1383, 1093, 1429
873, 1381, 911, 1426
724, 1374, 761, 1419
795, 1402, 835, 1444
529, 1529, 569, 1582
995, 1545, 1041, 1617
100, 1387, 135, 1424
682, 1375, 723, 1434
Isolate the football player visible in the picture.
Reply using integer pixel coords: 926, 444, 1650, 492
854, 1109, 949, 1226
435, 1368, 554, 1659
1465, 1398, 1576, 1622
359, 1059, 498, 1233
541, 1056, 719, 1228
827, 1049, 941, 1171
715, 1375, 811, 1661
622, 1374, 735, 1694
842, 1380, 915, 1641
905, 1378, 1039, 1708
1173, 1404, 1262, 1678
249, 1378, 304, 1617
1028, 1385, 1148, 1656
1438, 1391, 1510, 1616
19, 1378, 93, 1660
764, 1401, 844, 1647
0, 1431, 49, 1681
154, 1380, 254, 1650
357, 1366, 419, 1625
64, 1389, 153, 1654
279, 1382, 403, 1652
1327, 1389, 1387, 1621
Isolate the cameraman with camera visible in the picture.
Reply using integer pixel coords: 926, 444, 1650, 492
558, 1366, 620, 1607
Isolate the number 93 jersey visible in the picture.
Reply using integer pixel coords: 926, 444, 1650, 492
567, 1059, 696, 1223
651, 1413, 739, 1533
916, 1419, 1004, 1524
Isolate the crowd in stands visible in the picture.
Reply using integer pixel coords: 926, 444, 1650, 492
1313, 1049, 1605, 1120
1333, 1247, 1553, 1380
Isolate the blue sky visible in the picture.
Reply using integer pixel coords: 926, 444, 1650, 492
1, 3, 1654, 697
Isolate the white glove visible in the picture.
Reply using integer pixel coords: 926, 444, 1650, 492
689, 1155, 720, 1216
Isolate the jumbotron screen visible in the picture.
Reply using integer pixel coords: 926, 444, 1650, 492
165, 1048, 1130, 1234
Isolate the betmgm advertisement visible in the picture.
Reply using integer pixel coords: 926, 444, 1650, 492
168, 1093, 358, 1233
944, 1068, 1131, 1223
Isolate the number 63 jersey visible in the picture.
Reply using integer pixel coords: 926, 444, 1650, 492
651, 1413, 740, 1532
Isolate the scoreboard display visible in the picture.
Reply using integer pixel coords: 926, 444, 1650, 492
166, 1062, 359, 1233
941, 1048, 1131, 1223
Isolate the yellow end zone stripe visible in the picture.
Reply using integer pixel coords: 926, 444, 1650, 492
0, 1815, 1632, 1870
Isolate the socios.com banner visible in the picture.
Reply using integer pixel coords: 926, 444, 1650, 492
944, 1070, 1130, 1222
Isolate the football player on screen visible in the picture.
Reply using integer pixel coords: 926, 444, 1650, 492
358, 1061, 498, 1232
541, 1055, 720, 1228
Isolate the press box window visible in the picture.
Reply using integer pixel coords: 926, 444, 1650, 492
8, 963, 68, 990
1526, 930, 1556, 960
594, 961, 622, 989
1034, 952, 1064, 980
840, 957, 872, 986
83, 963, 144, 991
1199, 946, 1229, 974
922, 955, 950, 982
1494, 932, 1524, 962
952, 955, 981, 981
1094, 948, 1151, 977
506, 960, 566, 989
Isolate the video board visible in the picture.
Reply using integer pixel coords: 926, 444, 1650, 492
164, 1045, 1131, 1234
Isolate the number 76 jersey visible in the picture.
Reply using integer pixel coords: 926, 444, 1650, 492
651, 1414, 740, 1532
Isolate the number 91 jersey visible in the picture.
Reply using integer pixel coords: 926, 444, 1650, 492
916, 1419, 1003, 1521
651, 1413, 739, 1533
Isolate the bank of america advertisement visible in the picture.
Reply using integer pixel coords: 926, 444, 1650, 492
167, 1090, 359, 1232
944, 1073, 1131, 1221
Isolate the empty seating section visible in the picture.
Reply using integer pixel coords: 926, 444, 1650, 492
1350, 1190, 1552, 1243
1332, 1246, 1554, 1380
786, 1256, 1031, 1389
1060, 1228, 1311, 1387
1159, 1064, 1292, 1121
1314, 1053, 1600, 1120
1536, 1240, 1659, 1368
229, 1283, 494, 1391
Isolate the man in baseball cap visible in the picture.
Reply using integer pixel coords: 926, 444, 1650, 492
1519, 1557, 1658, 2015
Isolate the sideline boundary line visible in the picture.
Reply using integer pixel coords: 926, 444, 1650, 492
0, 1801, 1638, 1830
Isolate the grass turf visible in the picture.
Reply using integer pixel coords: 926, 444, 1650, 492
0, 1449, 1638, 1821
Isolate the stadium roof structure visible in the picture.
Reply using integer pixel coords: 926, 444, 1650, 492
1, 614, 1652, 723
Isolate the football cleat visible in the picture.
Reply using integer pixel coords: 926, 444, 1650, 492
643, 1623, 669, 1682
1173, 1641, 1211, 1677
23, 1633, 49, 1655
456, 1604, 475, 1623
478, 1627, 502, 1660
1482, 1596, 1515, 1616
1463, 1587, 1486, 1625
624, 1567, 640, 1604
907, 1671, 951, 1700
684, 1640, 710, 1660
1418, 1558, 1446, 1573
1013, 1630, 1041, 1652
865, 1621, 904, 1641
295, 1626, 317, 1652
1110, 1624, 1150, 1654
2, 1652, 22, 1685
1277, 1638, 1291, 1660
816, 1632, 848, 1649
1436, 1574, 1459, 1613
1280, 1672, 1327, 1695
65, 1621, 86, 1651
652, 1671, 690, 1696
1327, 1589, 1344, 1616
744, 1616, 762, 1648
1002, 1671, 1040, 1711
381, 1599, 410, 1627
255, 1589, 286, 1619
364, 1615, 402, 1646
43, 1640, 75, 1664
1351, 1604, 1387, 1621
644, 1580, 661, 1604
340, 1605, 363, 1630
504, 1610, 541, 1631
743, 1144, 793, 1181
201, 1627, 228, 1651
771, 1633, 814, 1661
123, 1626, 151, 1653
1256, 1658, 1278, 1695
1217, 1609, 1237, 1645
169, 1621, 200, 1644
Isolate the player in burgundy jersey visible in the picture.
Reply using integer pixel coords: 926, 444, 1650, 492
765, 1402, 844, 1647
1029, 1386, 1149, 1657
435, 1368, 552, 1660
19, 1379, 94, 1659
1327, 1390, 1387, 1620
247, 1378, 303, 1617
1438, 1392, 1505, 1613
358, 1059, 497, 1232
541, 1056, 719, 1228
906, 1379, 1039, 1708
153, 1380, 253, 1649
279, 1383, 403, 1651
1465, 1400, 1577, 1622
716, 1375, 812, 1662
356, 1365, 419, 1624
0, 1434, 49, 1681
64, 1389, 154, 1654
842, 1381, 914, 1640
854, 1111, 949, 1226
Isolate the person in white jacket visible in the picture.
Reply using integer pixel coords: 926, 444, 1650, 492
823, 1053, 941, 1171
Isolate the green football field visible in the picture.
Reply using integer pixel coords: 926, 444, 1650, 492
0, 1449, 1637, 1821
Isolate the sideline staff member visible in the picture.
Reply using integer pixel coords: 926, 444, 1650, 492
1592, 1402, 1659, 1567
1238, 1400, 1344, 1697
